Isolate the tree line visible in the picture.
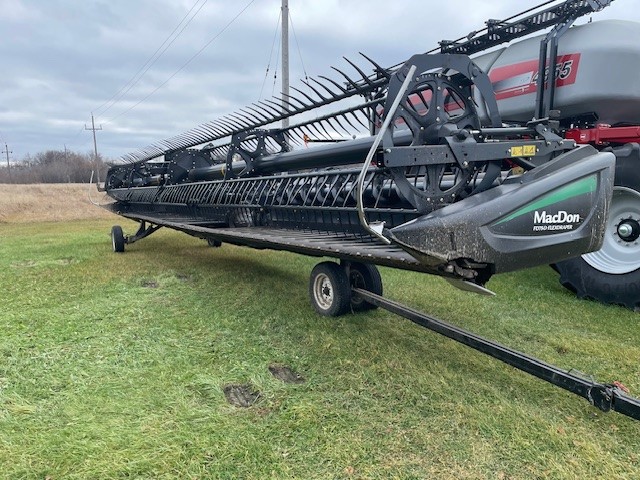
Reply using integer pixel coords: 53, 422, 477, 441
0, 150, 111, 184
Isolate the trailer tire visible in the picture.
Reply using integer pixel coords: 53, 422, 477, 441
207, 238, 222, 248
309, 262, 351, 317
111, 225, 125, 253
555, 147, 640, 311
347, 262, 383, 312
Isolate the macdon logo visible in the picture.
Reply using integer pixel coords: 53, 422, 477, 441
533, 210, 581, 232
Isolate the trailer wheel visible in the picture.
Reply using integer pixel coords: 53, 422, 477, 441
207, 238, 222, 248
347, 262, 383, 312
111, 225, 125, 253
309, 262, 351, 317
555, 151, 640, 310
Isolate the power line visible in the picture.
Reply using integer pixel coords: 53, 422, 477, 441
95, 0, 208, 118
103, 0, 257, 126
258, 9, 282, 101
289, 10, 308, 81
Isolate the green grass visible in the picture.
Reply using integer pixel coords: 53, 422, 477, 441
1, 219, 639, 479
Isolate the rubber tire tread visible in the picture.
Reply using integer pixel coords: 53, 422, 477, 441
348, 263, 383, 312
555, 145, 640, 310
111, 225, 125, 253
309, 262, 351, 317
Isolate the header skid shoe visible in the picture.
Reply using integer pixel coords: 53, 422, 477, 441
388, 145, 615, 277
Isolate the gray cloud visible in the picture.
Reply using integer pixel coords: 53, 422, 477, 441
0, 0, 637, 161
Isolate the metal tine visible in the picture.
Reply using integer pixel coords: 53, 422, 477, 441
197, 122, 222, 137
151, 146, 167, 157
349, 109, 371, 129
159, 140, 177, 151
272, 93, 307, 114
300, 78, 330, 101
221, 115, 246, 131
193, 126, 215, 143
210, 120, 233, 135
318, 74, 349, 94
330, 66, 362, 92
280, 92, 309, 110
217, 116, 243, 133
186, 127, 208, 143
333, 112, 353, 135
251, 102, 279, 121
286, 131, 303, 146
339, 112, 361, 132
238, 107, 267, 124
285, 87, 315, 109
342, 56, 376, 87
191, 125, 213, 139
233, 111, 265, 130
359, 52, 391, 80
263, 98, 292, 116
307, 121, 330, 140
179, 132, 200, 145
298, 124, 319, 141
201, 121, 223, 137
246, 104, 273, 122
228, 112, 255, 129
325, 115, 351, 136
257, 100, 284, 118
316, 119, 335, 139
309, 77, 340, 98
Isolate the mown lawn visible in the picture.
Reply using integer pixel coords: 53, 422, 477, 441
1, 219, 639, 479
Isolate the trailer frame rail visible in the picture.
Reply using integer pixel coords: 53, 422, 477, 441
353, 288, 640, 421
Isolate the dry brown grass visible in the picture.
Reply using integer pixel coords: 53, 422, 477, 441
0, 183, 117, 223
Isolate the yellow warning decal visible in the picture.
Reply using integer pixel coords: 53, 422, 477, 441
511, 145, 536, 157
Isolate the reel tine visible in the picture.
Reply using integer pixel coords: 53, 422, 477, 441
281, 91, 309, 109
349, 109, 370, 129
288, 85, 316, 106
339, 111, 360, 131
326, 115, 351, 136
244, 105, 270, 123
300, 79, 329, 101
247, 103, 274, 122
318, 75, 349, 94
257, 100, 283, 117
330, 66, 361, 92
359, 52, 391, 80
343, 56, 375, 87
228, 113, 254, 129
264, 98, 291, 116
309, 77, 341, 98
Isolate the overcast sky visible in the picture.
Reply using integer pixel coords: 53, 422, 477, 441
0, 0, 637, 162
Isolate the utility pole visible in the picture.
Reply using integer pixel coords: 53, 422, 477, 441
3, 143, 12, 183
85, 113, 102, 184
85, 113, 102, 162
281, 0, 289, 130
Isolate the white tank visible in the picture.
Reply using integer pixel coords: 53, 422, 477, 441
472, 20, 640, 125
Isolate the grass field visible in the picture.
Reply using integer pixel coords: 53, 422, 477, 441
1, 185, 639, 479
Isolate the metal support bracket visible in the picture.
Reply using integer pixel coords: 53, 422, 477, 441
126, 221, 162, 245
356, 64, 417, 244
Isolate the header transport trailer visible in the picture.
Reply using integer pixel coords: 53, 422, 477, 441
100, 0, 640, 420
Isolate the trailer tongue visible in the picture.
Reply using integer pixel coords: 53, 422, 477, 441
101, 0, 640, 420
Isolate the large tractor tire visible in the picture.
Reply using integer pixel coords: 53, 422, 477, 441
555, 144, 640, 311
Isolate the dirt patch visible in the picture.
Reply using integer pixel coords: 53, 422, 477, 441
268, 364, 305, 384
141, 280, 159, 288
223, 383, 261, 408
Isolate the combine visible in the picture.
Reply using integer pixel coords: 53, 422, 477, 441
100, 0, 640, 420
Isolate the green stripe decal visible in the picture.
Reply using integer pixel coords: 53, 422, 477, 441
494, 174, 597, 226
